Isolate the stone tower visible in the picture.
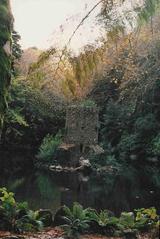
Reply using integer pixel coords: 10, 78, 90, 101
65, 104, 99, 146
50, 103, 101, 170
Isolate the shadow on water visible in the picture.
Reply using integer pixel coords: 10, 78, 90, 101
0, 171, 61, 214
1, 170, 159, 216
0, 150, 159, 215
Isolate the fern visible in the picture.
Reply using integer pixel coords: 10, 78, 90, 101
37, 132, 62, 162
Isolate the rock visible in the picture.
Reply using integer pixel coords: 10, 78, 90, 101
79, 157, 91, 167
123, 229, 138, 239
147, 157, 158, 163
53, 207, 67, 226
130, 154, 137, 161
49, 165, 63, 172
88, 220, 102, 234
78, 157, 92, 174
38, 209, 53, 227
97, 166, 114, 174
89, 145, 104, 155
78, 173, 89, 182
55, 144, 80, 167
55, 165, 63, 172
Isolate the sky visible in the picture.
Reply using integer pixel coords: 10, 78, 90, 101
10, 0, 102, 50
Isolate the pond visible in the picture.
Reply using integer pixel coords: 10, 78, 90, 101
0, 148, 159, 215
1, 168, 160, 216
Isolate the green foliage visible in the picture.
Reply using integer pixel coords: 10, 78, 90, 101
61, 203, 159, 237
0, 74, 65, 148
138, 0, 160, 23
61, 203, 91, 238
0, 0, 13, 131
90, 152, 121, 172
37, 132, 62, 163
12, 30, 23, 61
12, 30, 23, 76
134, 114, 157, 135
119, 212, 135, 229
0, 187, 16, 218
1, 79, 28, 144
118, 133, 140, 156
134, 207, 159, 231
15, 210, 43, 232
151, 133, 160, 155
0, 187, 44, 232
80, 99, 97, 107
90, 38, 160, 204
36, 173, 56, 199
88, 209, 119, 228
6, 108, 28, 127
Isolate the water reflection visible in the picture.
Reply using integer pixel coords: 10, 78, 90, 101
0, 170, 159, 215
0, 172, 61, 214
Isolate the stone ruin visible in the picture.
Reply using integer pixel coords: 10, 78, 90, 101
50, 104, 103, 172
65, 105, 99, 146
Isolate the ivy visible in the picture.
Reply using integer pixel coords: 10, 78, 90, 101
0, 0, 13, 132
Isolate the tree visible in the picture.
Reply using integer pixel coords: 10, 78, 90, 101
99, 0, 160, 26
11, 30, 23, 76
0, 0, 13, 135
12, 30, 23, 60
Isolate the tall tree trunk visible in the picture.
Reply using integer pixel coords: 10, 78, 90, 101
0, 0, 13, 138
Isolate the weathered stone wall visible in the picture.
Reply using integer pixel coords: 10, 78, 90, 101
65, 105, 99, 145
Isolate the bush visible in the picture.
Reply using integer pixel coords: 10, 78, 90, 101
134, 207, 159, 231
61, 203, 91, 239
152, 133, 160, 155
118, 133, 141, 158
0, 187, 44, 232
80, 99, 97, 107
60, 203, 159, 238
37, 132, 62, 163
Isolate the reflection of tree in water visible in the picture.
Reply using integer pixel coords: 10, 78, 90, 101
22, 172, 61, 213
1, 172, 61, 214
60, 171, 91, 208
87, 170, 160, 216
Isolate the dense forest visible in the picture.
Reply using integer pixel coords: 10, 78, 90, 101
0, 0, 160, 238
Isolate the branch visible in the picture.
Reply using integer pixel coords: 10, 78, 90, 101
53, 0, 105, 77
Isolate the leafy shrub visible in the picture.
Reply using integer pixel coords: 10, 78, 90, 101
118, 133, 140, 155
61, 203, 91, 239
119, 212, 135, 229
60, 203, 159, 238
15, 210, 43, 232
1, 79, 29, 144
134, 207, 159, 231
0, 187, 44, 232
134, 114, 157, 136
80, 100, 96, 107
152, 133, 160, 155
87, 209, 121, 235
37, 132, 62, 163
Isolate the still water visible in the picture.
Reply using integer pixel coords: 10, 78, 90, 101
1, 169, 159, 215
0, 148, 159, 215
